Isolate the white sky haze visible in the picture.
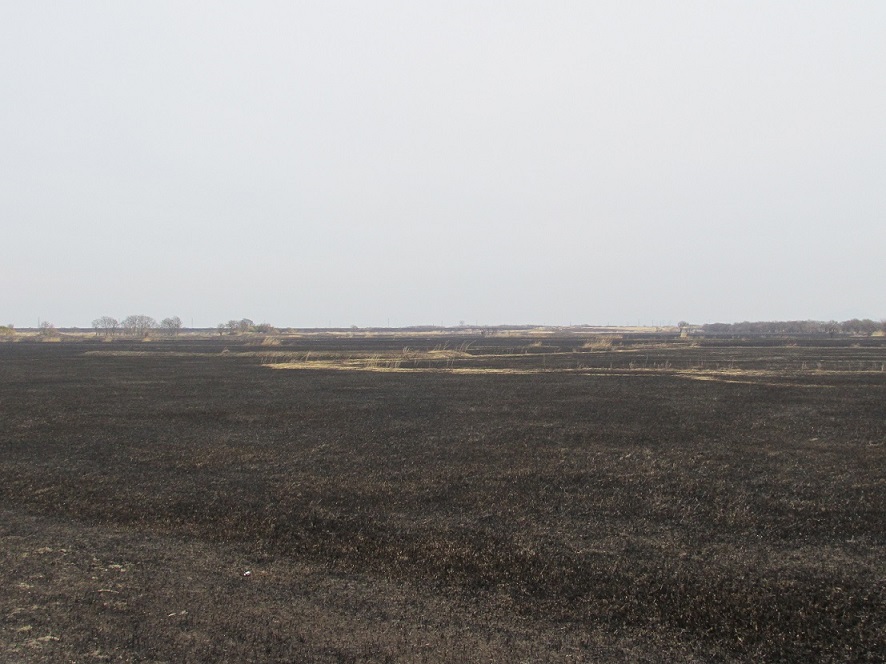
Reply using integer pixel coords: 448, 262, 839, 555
2, 2, 884, 327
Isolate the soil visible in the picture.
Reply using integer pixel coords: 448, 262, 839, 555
1, 335, 884, 662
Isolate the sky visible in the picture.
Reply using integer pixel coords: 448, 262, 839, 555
2, 1, 884, 328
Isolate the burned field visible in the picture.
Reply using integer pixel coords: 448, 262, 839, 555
1, 335, 884, 662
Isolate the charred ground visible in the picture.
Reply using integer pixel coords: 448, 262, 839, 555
1, 334, 884, 662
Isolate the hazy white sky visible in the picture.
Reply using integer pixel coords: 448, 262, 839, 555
2, 2, 884, 328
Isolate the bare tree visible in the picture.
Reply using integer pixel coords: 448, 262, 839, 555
836, 319, 878, 336
121, 314, 157, 337
160, 316, 183, 336
221, 318, 255, 334
39, 320, 58, 338
92, 316, 119, 337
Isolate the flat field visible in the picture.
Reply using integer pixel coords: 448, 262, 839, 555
1, 335, 884, 662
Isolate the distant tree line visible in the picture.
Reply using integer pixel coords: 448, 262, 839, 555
89, 316, 276, 337
216, 318, 276, 335
91, 315, 182, 338
697, 319, 885, 336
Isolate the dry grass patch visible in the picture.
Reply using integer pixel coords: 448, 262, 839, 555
582, 335, 620, 350
264, 348, 477, 372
